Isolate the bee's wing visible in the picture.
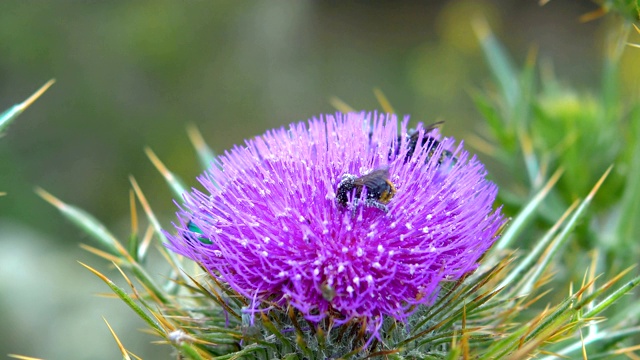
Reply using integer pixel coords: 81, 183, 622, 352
354, 168, 390, 188
424, 121, 444, 132
409, 121, 444, 141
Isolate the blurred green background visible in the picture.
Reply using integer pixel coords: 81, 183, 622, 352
1, 1, 638, 359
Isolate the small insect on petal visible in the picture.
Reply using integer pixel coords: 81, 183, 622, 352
336, 167, 396, 213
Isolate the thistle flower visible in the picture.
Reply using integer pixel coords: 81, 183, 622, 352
167, 112, 504, 334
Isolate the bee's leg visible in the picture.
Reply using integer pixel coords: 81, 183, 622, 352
350, 198, 361, 217
362, 199, 389, 213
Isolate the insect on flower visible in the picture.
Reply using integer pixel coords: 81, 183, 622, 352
404, 121, 457, 167
182, 220, 212, 245
335, 167, 396, 212
167, 112, 504, 334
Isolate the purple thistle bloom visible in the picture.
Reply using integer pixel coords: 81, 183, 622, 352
168, 112, 504, 332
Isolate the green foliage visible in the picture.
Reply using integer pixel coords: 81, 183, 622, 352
32, 8, 640, 360
38, 123, 640, 358
473, 20, 640, 274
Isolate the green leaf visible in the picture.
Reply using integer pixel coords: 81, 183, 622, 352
473, 19, 519, 115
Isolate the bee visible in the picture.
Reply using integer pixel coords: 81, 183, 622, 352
403, 121, 457, 167
336, 167, 396, 212
371, 121, 456, 166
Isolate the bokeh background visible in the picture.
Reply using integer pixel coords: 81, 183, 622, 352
1, 1, 638, 359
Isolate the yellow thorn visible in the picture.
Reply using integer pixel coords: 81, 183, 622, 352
614, 343, 640, 355
588, 249, 598, 292
78, 261, 113, 284
518, 128, 534, 158
328, 96, 355, 113
579, 7, 607, 23
144, 147, 174, 181
586, 165, 613, 201
113, 262, 136, 290
34, 187, 66, 209
186, 123, 208, 152
542, 167, 565, 194
471, 16, 491, 41
138, 225, 154, 260
0, 192, 6, 197
580, 329, 588, 360
129, 176, 153, 217
526, 44, 539, 67
79, 243, 122, 264
373, 88, 395, 114
465, 134, 496, 156
103, 317, 132, 360
7, 355, 45, 360
17, 79, 55, 112
129, 189, 138, 235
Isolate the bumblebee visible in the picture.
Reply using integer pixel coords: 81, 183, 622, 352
336, 167, 396, 212
403, 122, 457, 167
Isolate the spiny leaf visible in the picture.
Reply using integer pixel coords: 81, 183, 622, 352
498, 199, 578, 291
79, 261, 165, 336
583, 270, 640, 319
517, 166, 612, 295
473, 18, 519, 113
36, 187, 123, 256
543, 326, 640, 359
490, 167, 563, 252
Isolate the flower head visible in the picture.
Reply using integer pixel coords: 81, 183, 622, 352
168, 112, 503, 331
